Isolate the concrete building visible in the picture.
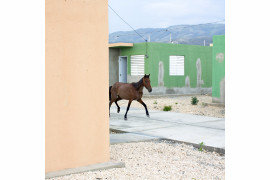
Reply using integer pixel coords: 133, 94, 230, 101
212, 35, 225, 103
46, 0, 113, 176
109, 42, 213, 95
109, 43, 134, 86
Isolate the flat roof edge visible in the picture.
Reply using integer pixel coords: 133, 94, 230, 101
109, 43, 133, 48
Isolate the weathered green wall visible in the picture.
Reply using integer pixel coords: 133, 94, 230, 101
212, 35, 225, 102
120, 42, 212, 89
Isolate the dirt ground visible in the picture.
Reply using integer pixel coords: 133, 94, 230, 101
114, 95, 225, 118
50, 140, 225, 180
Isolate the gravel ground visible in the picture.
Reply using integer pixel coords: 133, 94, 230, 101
49, 140, 225, 180
113, 95, 225, 118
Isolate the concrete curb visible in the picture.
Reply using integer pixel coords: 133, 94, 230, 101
110, 132, 160, 145
45, 161, 125, 179
159, 138, 225, 155
110, 128, 225, 155
111, 138, 158, 145
110, 129, 127, 134
143, 93, 211, 98
202, 102, 225, 107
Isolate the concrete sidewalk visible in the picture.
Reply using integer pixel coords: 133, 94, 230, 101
110, 105, 225, 153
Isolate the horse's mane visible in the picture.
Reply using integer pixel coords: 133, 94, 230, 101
131, 78, 143, 90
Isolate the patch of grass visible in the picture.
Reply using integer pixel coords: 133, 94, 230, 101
175, 102, 178, 104
163, 105, 172, 111
199, 142, 204, 151
191, 96, 199, 105
201, 102, 207, 107
153, 100, 158, 104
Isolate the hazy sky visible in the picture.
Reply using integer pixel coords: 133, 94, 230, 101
108, 0, 225, 33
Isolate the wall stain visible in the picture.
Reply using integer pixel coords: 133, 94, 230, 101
196, 58, 204, 88
158, 61, 164, 87
216, 53, 224, 63
220, 78, 225, 103
185, 76, 190, 88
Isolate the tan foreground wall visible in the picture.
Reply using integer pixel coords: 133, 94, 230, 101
45, 0, 109, 172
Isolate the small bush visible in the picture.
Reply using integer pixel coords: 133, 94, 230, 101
153, 100, 158, 104
201, 102, 207, 107
191, 96, 199, 105
163, 105, 172, 111
199, 142, 204, 151
175, 102, 178, 104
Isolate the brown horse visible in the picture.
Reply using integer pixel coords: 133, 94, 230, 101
109, 74, 152, 120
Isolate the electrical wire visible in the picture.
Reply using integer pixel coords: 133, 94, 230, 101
108, 4, 224, 53
109, 4, 148, 58
108, 4, 147, 42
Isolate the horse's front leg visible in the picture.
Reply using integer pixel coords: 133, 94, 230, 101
124, 100, 132, 120
137, 99, 149, 117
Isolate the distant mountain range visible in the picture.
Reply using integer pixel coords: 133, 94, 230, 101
109, 23, 225, 46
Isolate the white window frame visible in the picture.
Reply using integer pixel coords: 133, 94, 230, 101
130, 55, 145, 76
169, 55, 185, 76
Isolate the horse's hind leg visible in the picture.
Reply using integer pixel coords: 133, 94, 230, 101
124, 100, 132, 120
109, 88, 118, 116
109, 98, 117, 116
137, 99, 150, 117
115, 96, 121, 113
115, 101, 120, 113
109, 100, 114, 116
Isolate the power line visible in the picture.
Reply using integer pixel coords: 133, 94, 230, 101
108, 4, 147, 42
112, 33, 139, 37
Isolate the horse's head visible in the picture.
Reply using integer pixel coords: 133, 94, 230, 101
143, 74, 152, 93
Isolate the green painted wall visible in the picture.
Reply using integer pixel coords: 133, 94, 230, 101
120, 42, 212, 88
212, 35, 225, 99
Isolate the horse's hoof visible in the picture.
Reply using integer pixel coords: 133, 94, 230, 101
147, 114, 150, 118
117, 109, 120, 113
124, 117, 127, 121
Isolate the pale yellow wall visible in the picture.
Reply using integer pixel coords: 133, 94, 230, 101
45, 0, 109, 172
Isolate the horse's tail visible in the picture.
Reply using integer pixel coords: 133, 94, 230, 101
109, 86, 112, 101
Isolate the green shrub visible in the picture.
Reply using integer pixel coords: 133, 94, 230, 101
163, 105, 172, 111
191, 96, 199, 105
175, 102, 178, 104
153, 100, 158, 104
201, 102, 207, 107
199, 142, 204, 151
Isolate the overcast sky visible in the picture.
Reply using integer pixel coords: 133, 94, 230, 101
108, 0, 225, 33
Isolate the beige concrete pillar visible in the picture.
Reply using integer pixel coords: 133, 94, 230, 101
45, 0, 109, 172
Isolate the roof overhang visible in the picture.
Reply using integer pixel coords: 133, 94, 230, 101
108, 43, 133, 48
